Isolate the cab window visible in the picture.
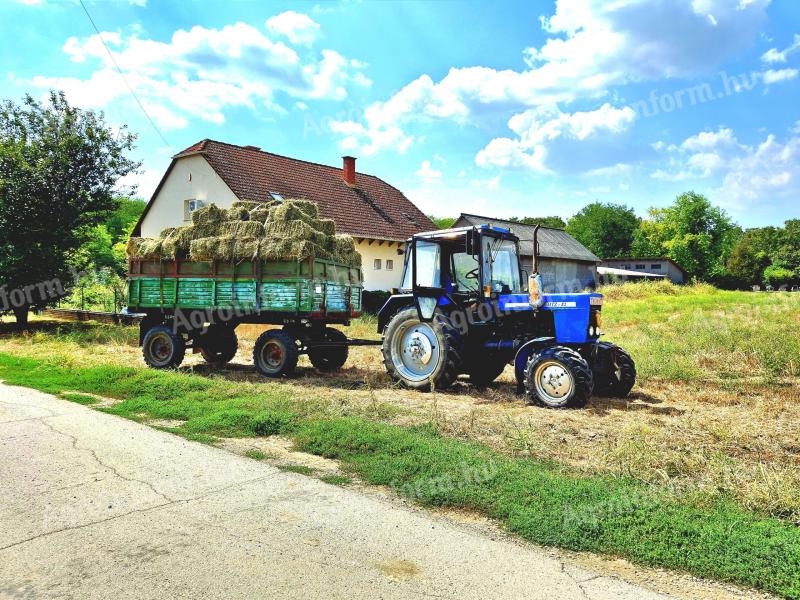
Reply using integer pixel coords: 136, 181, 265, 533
483, 237, 521, 293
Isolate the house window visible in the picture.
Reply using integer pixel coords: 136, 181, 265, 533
651, 264, 662, 270
386, 259, 394, 271
374, 259, 382, 270
184, 199, 203, 221
635, 264, 646, 270
269, 192, 284, 202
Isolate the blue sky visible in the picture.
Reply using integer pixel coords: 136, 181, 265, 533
3, 0, 799, 227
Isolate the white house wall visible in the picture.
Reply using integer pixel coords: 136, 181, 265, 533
140, 155, 239, 237
356, 240, 404, 291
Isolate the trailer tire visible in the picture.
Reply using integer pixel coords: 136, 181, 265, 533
593, 342, 636, 398
198, 325, 238, 366
524, 346, 592, 409
142, 325, 186, 369
382, 306, 462, 391
253, 330, 298, 378
307, 328, 349, 372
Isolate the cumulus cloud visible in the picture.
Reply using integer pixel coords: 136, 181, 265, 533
330, 0, 769, 155
762, 68, 799, 85
475, 103, 638, 173
761, 33, 800, 64
266, 10, 321, 45
31, 17, 368, 129
416, 160, 442, 184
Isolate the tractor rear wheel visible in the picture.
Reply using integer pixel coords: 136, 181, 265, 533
198, 325, 238, 366
142, 325, 186, 369
308, 328, 349, 372
382, 306, 462, 391
593, 342, 636, 398
253, 330, 299, 378
524, 346, 593, 409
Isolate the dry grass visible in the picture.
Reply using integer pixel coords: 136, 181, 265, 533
2, 284, 799, 520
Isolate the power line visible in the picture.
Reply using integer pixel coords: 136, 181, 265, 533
78, 0, 171, 149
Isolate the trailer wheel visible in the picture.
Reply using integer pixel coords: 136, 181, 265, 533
142, 325, 186, 369
524, 346, 593, 409
593, 342, 636, 398
253, 330, 298, 378
307, 328, 349, 372
382, 306, 462, 391
198, 325, 238, 366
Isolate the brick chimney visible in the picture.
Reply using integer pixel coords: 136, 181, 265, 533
342, 156, 356, 186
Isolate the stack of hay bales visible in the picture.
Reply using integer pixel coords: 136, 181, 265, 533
126, 199, 361, 267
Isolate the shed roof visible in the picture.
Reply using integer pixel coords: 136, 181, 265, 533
454, 214, 601, 263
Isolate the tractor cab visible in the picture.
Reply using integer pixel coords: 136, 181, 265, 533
377, 223, 635, 409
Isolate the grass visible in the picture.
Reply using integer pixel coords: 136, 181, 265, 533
244, 449, 267, 460
0, 351, 799, 597
319, 474, 352, 486
276, 464, 315, 475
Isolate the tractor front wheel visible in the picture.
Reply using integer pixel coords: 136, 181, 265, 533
593, 342, 636, 398
382, 306, 462, 391
253, 330, 299, 378
524, 346, 593, 409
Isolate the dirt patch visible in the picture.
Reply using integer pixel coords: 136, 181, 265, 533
373, 559, 421, 582
148, 418, 187, 429
216, 435, 343, 475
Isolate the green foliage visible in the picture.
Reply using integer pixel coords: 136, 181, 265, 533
631, 192, 741, 281
428, 215, 456, 229
0, 92, 138, 323
565, 202, 639, 259
763, 265, 796, 288
507, 215, 567, 229
725, 221, 800, 288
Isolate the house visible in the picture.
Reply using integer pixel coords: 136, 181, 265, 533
452, 214, 601, 292
132, 140, 436, 291
600, 257, 687, 284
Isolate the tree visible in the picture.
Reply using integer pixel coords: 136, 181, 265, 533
76, 197, 145, 275
429, 215, 456, 229
508, 215, 567, 229
0, 92, 138, 327
631, 192, 740, 281
725, 229, 774, 287
565, 202, 639, 259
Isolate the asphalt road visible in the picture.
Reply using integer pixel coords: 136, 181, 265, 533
0, 383, 672, 600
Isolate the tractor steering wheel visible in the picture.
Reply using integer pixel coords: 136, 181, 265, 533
465, 268, 479, 280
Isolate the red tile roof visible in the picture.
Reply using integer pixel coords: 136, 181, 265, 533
139, 139, 435, 241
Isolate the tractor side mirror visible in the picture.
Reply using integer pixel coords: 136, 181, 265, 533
397, 247, 405, 255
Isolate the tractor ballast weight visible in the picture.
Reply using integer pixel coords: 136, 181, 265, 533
377, 224, 635, 407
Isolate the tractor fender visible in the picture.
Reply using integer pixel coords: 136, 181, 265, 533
514, 337, 556, 390
377, 294, 414, 333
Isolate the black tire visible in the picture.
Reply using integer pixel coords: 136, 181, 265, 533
382, 306, 462, 391
253, 330, 298, 378
198, 325, 238, 365
307, 328, 349, 372
466, 358, 508, 387
142, 325, 186, 369
593, 342, 636, 398
524, 346, 593, 409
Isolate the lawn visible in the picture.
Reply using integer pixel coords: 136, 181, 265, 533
1, 282, 799, 598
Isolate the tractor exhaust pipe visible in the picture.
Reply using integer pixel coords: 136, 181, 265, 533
532, 225, 540, 275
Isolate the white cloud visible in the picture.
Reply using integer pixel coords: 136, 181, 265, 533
416, 160, 442, 184
266, 11, 320, 46
475, 103, 637, 173
762, 68, 799, 85
760, 34, 800, 63
470, 175, 501, 190
31, 20, 367, 130
15, 0, 43, 5
330, 0, 769, 154
118, 168, 163, 199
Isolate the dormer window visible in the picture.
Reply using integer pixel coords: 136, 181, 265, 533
270, 192, 284, 202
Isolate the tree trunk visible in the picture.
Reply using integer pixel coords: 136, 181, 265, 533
13, 306, 30, 329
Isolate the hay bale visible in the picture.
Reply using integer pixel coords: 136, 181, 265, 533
126, 237, 145, 258
137, 238, 164, 259
249, 208, 270, 224
219, 220, 265, 238
265, 220, 329, 246
332, 234, 361, 267
317, 219, 336, 236
224, 206, 250, 222
268, 200, 319, 224
231, 201, 262, 211
190, 236, 235, 261
258, 237, 331, 262
191, 204, 226, 226
159, 227, 178, 238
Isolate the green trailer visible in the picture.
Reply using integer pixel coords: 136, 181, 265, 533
127, 256, 371, 377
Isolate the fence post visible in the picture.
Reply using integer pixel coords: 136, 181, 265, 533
80, 285, 84, 312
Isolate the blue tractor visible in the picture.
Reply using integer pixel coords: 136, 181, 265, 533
377, 224, 636, 408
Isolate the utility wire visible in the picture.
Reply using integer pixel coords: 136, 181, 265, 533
78, 0, 171, 149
